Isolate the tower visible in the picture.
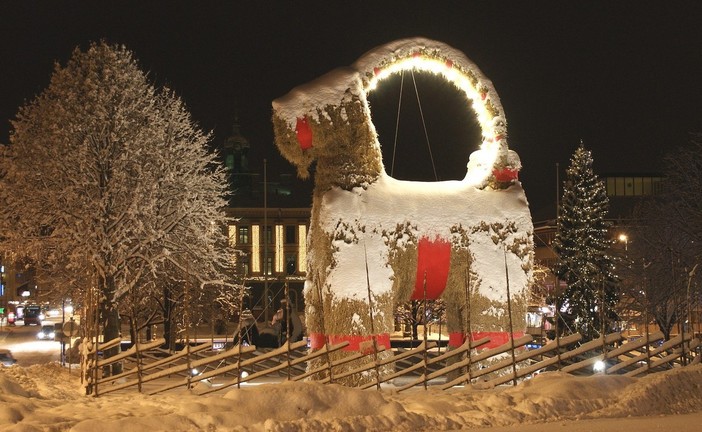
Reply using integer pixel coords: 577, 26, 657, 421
222, 115, 251, 190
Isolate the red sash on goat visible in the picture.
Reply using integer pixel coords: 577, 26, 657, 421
411, 237, 451, 300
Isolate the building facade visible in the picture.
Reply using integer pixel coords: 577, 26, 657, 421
222, 118, 313, 322
226, 207, 310, 321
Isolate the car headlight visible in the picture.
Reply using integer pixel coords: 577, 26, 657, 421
37, 332, 45, 339
48, 332, 55, 339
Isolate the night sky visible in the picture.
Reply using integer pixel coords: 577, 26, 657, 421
2, 2, 702, 218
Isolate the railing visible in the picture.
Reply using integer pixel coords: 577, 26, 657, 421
82, 331, 700, 396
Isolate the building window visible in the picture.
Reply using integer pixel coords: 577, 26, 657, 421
615, 177, 625, 196
264, 255, 273, 276
285, 225, 296, 244
238, 226, 249, 244
252, 225, 260, 273
228, 225, 236, 247
627, 178, 635, 195
286, 254, 297, 275
298, 224, 307, 273
264, 226, 273, 244
275, 225, 284, 273
240, 256, 250, 277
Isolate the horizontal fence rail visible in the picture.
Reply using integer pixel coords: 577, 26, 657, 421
83, 331, 700, 396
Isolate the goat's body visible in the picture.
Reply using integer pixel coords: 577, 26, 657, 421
306, 173, 533, 344
273, 38, 534, 384
316, 174, 532, 301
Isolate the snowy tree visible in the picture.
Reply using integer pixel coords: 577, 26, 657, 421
661, 134, 702, 253
552, 143, 619, 341
617, 200, 696, 341
0, 42, 237, 373
394, 299, 446, 340
618, 136, 702, 340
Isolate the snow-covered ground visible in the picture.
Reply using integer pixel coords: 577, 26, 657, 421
1, 362, 700, 431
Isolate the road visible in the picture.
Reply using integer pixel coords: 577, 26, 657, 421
0, 320, 64, 366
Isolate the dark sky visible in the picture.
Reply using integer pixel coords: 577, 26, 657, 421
2, 1, 702, 217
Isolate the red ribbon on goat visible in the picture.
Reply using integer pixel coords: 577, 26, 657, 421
309, 332, 390, 353
449, 331, 526, 349
492, 167, 519, 182
411, 237, 451, 300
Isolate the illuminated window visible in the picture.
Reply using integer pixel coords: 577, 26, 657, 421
298, 225, 307, 273
275, 224, 284, 273
228, 225, 236, 247
606, 178, 616, 196
615, 177, 624, 195
251, 225, 260, 273
625, 177, 634, 196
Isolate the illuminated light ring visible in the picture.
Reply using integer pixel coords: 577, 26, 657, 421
352, 41, 512, 186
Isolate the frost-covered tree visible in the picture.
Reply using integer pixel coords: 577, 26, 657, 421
394, 298, 447, 341
618, 199, 696, 341
552, 144, 619, 341
0, 42, 236, 373
662, 134, 702, 252
617, 136, 702, 340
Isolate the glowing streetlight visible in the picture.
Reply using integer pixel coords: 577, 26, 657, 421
618, 234, 628, 251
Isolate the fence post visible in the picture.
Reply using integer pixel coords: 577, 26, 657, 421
316, 270, 334, 383
284, 282, 293, 381
463, 267, 473, 385
93, 282, 101, 397
236, 280, 246, 389
504, 249, 518, 386
422, 271, 429, 390
364, 242, 381, 390
600, 278, 607, 374
184, 269, 193, 391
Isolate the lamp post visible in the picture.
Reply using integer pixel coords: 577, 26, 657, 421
618, 233, 628, 251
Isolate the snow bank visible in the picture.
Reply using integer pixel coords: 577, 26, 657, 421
1, 363, 701, 431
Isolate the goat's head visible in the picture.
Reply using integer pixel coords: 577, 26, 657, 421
272, 68, 383, 186
273, 38, 519, 190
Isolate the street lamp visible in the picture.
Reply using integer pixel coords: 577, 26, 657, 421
618, 234, 628, 251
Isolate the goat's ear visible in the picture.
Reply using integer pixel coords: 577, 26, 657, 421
272, 113, 316, 179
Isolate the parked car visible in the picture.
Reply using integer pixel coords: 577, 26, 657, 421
0, 349, 17, 366
37, 324, 56, 340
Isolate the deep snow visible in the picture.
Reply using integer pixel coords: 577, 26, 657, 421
1, 363, 700, 431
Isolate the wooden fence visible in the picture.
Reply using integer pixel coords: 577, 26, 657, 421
82, 331, 700, 396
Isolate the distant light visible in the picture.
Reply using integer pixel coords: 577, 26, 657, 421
240, 371, 249, 379
618, 234, 628, 243
593, 360, 606, 373
21, 291, 30, 297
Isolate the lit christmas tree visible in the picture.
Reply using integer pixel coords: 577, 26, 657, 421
552, 143, 619, 341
